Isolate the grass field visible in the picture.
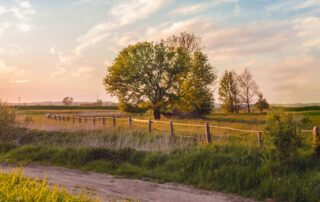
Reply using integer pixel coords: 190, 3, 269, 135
2, 106, 319, 201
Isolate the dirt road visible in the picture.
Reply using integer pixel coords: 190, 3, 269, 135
2, 165, 253, 202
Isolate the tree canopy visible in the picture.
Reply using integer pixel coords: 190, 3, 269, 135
104, 32, 216, 119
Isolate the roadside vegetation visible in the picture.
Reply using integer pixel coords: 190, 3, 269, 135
1, 100, 320, 201
0, 169, 96, 201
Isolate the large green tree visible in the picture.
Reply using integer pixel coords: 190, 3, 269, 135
104, 33, 216, 119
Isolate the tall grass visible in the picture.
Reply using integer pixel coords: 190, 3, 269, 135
0, 168, 97, 201
12, 129, 197, 152
1, 143, 319, 202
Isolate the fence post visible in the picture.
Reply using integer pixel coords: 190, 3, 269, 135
93, 117, 96, 125
54, 115, 57, 120
258, 131, 262, 146
148, 119, 152, 133
72, 116, 75, 124
205, 123, 211, 143
313, 126, 320, 157
103, 117, 106, 126
112, 116, 116, 128
128, 117, 132, 128
67, 116, 70, 121
58, 114, 61, 121
169, 120, 174, 139
85, 117, 87, 123
79, 117, 81, 123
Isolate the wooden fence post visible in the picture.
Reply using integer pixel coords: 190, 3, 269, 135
258, 131, 262, 146
128, 117, 132, 128
169, 120, 174, 139
205, 123, 211, 143
112, 116, 116, 128
92, 117, 95, 125
58, 114, 61, 121
67, 116, 70, 121
79, 117, 81, 123
54, 115, 57, 120
313, 126, 319, 145
85, 117, 87, 123
148, 119, 152, 133
313, 126, 320, 157
103, 117, 106, 126
72, 116, 75, 124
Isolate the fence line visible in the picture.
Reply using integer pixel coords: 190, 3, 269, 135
46, 113, 318, 146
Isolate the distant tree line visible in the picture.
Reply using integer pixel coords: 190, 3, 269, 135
104, 32, 269, 119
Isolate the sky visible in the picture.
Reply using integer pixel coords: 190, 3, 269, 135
0, 0, 319, 104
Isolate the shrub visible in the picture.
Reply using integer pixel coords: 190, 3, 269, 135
264, 111, 304, 164
0, 102, 16, 140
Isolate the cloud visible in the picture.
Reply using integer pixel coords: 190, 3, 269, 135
50, 66, 66, 77
268, 55, 320, 102
0, 6, 7, 15
9, 79, 29, 84
75, 22, 116, 55
73, 0, 168, 56
0, 60, 28, 84
171, 0, 238, 16
17, 23, 32, 32
111, 0, 167, 25
0, 60, 17, 73
72, 66, 93, 78
0, 1, 36, 35
50, 46, 56, 55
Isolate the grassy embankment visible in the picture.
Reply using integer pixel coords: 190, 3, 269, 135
0, 169, 96, 201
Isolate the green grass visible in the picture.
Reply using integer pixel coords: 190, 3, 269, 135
281, 106, 320, 112
0, 168, 96, 201
1, 141, 320, 202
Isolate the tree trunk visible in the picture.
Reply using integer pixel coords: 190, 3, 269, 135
247, 103, 250, 113
153, 107, 161, 120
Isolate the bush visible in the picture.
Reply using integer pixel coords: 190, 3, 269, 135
0, 102, 16, 140
264, 111, 304, 164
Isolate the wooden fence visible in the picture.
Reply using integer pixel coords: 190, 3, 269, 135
47, 113, 319, 146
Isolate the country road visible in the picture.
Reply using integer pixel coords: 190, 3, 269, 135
2, 165, 253, 202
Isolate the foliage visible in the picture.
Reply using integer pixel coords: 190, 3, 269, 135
1, 143, 320, 202
255, 92, 269, 112
174, 51, 216, 116
104, 32, 216, 119
62, 97, 74, 106
0, 169, 95, 201
0, 102, 16, 140
218, 71, 240, 113
238, 68, 259, 113
264, 111, 304, 163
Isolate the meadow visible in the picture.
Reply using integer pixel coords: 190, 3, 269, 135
1, 105, 320, 201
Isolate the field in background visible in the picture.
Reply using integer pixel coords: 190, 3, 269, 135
15, 106, 320, 148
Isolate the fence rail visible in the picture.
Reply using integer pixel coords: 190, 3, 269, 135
46, 113, 318, 146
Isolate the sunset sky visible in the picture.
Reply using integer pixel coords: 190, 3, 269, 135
0, 0, 319, 104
